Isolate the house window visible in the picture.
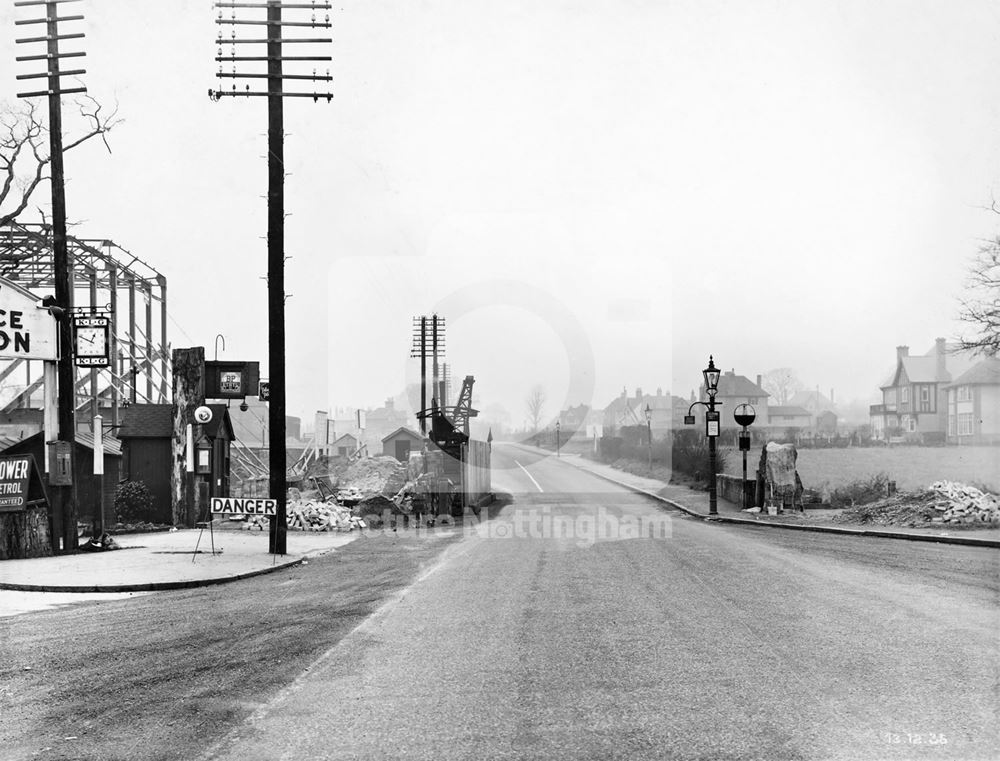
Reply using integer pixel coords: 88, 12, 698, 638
918, 385, 932, 413
949, 415, 956, 437
900, 387, 909, 403
908, 417, 916, 432
958, 413, 974, 436
957, 386, 971, 402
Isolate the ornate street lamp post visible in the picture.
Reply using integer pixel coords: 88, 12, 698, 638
684, 356, 722, 515
555, 420, 561, 457
645, 404, 653, 474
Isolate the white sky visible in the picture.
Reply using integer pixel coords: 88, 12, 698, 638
2, 1, 998, 425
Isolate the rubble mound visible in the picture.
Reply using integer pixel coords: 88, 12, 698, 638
833, 481, 1000, 528
244, 498, 367, 532
928, 481, 1000, 524
332, 457, 407, 499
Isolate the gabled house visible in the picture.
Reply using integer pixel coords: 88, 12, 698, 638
870, 339, 977, 443
601, 387, 685, 436
765, 405, 813, 432
789, 389, 836, 415
332, 433, 360, 458
695, 371, 770, 431
381, 426, 424, 461
943, 357, 1000, 444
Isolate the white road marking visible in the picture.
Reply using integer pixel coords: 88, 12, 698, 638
514, 459, 544, 493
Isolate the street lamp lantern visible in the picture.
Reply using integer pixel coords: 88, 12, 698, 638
644, 404, 652, 422
703, 355, 721, 398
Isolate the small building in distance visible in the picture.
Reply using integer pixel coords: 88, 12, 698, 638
381, 427, 424, 461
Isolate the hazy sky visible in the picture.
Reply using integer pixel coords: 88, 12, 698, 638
2, 1, 998, 427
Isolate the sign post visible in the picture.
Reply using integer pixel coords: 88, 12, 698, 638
93, 415, 104, 536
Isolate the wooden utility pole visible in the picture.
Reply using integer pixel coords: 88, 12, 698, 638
14, 0, 89, 553
211, 0, 333, 555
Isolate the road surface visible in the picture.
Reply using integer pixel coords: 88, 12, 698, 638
201, 442, 1000, 761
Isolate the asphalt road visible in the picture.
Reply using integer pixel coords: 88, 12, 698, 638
201, 443, 1000, 761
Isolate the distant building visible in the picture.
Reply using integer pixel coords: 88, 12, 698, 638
332, 433, 360, 457
381, 427, 424, 461
870, 339, 977, 443
695, 371, 770, 431
765, 405, 813, 432
943, 356, 1000, 445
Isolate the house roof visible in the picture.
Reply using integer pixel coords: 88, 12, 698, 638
789, 389, 833, 409
381, 426, 424, 443
767, 406, 812, 417
1, 431, 122, 457
117, 403, 234, 441
117, 404, 173, 438
944, 357, 1000, 387
883, 342, 979, 388
332, 433, 358, 446
713, 372, 768, 398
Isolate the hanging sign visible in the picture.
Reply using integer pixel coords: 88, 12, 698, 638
0, 279, 57, 361
706, 410, 721, 438
73, 314, 111, 367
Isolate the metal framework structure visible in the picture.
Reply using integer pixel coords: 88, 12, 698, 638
0, 219, 170, 427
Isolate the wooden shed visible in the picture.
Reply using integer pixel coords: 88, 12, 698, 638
381, 427, 424, 462
118, 403, 234, 525
1, 431, 122, 543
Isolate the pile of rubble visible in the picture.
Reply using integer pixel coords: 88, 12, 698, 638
928, 481, 1000, 524
332, 457, 407, 499
832, 481, 1000, 528
243, 498, 368, 532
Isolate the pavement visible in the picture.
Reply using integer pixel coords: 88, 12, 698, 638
0, 522, 359, 594
513, 443, 1000, 548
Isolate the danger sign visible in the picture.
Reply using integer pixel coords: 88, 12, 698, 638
210, 497, 276, 515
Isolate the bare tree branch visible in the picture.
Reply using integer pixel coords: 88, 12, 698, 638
0, 95, 122, 227
955, 233, 1000, 357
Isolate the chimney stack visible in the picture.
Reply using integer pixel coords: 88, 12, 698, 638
635, 387, 643, 400
896, 345, 909, 361
756, 374, 762, 388
935, 337, 947, 377
656, 387, 663, 396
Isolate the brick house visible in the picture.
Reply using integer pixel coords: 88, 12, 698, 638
943, 357, 1000, 444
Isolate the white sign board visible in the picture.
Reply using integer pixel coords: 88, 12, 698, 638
0, 279, 57, 361
210, 497, 277, 515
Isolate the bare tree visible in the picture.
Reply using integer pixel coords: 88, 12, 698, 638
955, 203, 1000, 357
760, 368, 804, 406
525, 385, 546, 432
0, 95, 121, 227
